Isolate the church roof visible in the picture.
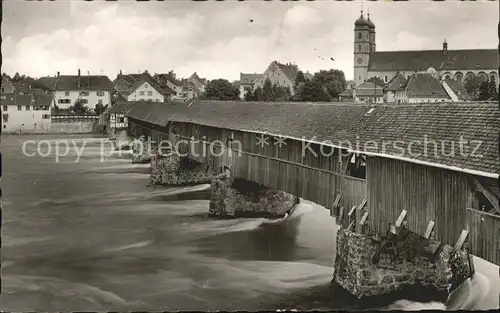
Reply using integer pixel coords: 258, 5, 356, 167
368, 49, 498, 72
354, 14, 369, 27
366, 15, 375, 29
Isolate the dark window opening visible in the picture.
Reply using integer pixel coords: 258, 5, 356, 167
348, 155, 366, 179
473, 191, 499, 215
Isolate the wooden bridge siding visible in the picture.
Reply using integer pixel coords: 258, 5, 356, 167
171, 122, 364, 211
465, 208, 500, 265
126, 119, 366, 219
367, 156, 470, 247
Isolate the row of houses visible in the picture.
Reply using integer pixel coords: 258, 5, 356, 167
339, 70, 472, 104
0, 69, 208, 133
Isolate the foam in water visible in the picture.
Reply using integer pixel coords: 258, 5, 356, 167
262, 203, 313, 225
106, 240, 153, 252
2, 275, 130, 308
193, 202, 314, 234
385, 300, 446, 311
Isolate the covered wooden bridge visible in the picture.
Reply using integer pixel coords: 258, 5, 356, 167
120, 100, 500, 265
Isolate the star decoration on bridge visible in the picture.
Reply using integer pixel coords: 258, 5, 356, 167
256, 134, 269, 147
273, 136, 287, 148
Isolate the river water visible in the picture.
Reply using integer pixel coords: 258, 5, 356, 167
1, 135, 499, 311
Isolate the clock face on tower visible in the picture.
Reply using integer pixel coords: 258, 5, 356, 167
357, 58, 363, 64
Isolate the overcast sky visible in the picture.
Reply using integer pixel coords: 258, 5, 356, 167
2, 0, 498, 81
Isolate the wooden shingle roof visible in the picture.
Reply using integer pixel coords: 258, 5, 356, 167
125, 100, 499, 177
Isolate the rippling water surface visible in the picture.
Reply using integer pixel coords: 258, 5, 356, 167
2, 135, 499, 311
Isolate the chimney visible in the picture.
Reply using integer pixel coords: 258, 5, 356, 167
119, 69, 122, 75
77, 68, 81, 87
57, 71, 60, 77
144, 70, 148, 74
442, 39, 448, 52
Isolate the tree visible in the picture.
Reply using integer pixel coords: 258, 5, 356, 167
94, 103, 106, 115
253, 87, 263, 101
202, 78, 240, 100
294, 71, 307, 87
244, 89, 253, 101
487, 78, 498, 101
367, 76, 386, 88
73, 99, 88, 115
12, 72, 22, 82
301, 79, 332, 102
272, 83, 291, 102
312, 69, 347, 100
262, 78, 275, 101
464, 76, 482, 100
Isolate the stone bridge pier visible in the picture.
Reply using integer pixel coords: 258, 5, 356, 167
209, 165, 300, 219
149, 149, 213, 186
333, 226, 474, 303
131, 135, 157, 164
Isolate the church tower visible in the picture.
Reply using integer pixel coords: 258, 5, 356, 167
367, 13, 376, 54
354, 11, 371, 86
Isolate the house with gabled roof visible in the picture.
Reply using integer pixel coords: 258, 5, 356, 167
252, 61, 303, 96
188, 72, 207, 93
353, 82, 384, 103
155, 71, 183, 100
36, 69, 114, 110
1, 92, 54, 133
114, 70, 176, 103
239, 73, 261, 99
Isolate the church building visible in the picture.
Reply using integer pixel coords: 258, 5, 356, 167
353, 12, 498, 87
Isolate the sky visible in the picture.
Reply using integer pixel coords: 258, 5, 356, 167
2, 0, 498, 81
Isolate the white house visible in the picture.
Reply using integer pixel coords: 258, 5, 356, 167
36, 69, 114, 111
239, 73, 261, 99
114, 71, 175, 102
1, 93, 53, 133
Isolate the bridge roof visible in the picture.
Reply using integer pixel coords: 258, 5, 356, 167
124, 100, 499, 178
